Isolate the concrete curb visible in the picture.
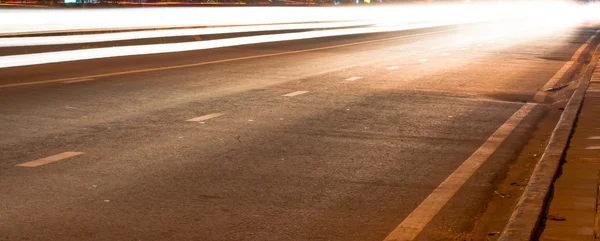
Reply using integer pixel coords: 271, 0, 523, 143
498, 37, 600, 241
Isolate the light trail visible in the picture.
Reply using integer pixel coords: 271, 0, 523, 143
0, 21, 377, 47
0, 1, 597, 69
0, 2, 592, 35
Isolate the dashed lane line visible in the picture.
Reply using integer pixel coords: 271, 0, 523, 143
186, 113, 225, 122
282, 90, 309, 97
345, 77, 362, 81
16, 152, 84, 167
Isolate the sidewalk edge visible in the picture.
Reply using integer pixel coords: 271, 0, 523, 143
497, 39, 600, 241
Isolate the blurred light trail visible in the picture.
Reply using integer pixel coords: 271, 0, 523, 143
0, 14, 579, 69
0, 21, 479, 68
0, 21, 377, 47
0, 1, 597, 69
1, 2, 593, 35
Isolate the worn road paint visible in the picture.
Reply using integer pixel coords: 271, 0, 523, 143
62, 78, 95, 84
282, 90, 309, 97
186, 113, 225, 122
16, 152, 84, 167
345, 77, 362, 81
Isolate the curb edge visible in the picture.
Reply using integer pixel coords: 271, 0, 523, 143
497, 32, 600, 241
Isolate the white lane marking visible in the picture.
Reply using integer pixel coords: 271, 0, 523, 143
587, 136, 600, 140
538, 62, 574, 92
282, 90, 309, 97
383, 103, 537, 241
487, 40, 496, 43
386, 66, 400, 70
440, 53, 450, 56
460, 48, 469, 50
62, 78, 94, 84
186, 113, 225, 122
16, 152, 84, 167
585, 146, 600, 150
417, 59, 428, 62
476, 44, 483, 46
533, 29, 600, 102
587, 89, 600, 92
345, 77, 362, 81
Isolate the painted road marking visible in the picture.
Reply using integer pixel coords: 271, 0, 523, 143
587, 89, 600, 92
345, 77, 362, 81
536, 62, 574, 93
533, 29, 600, 102
62, 78, 95, 84
16, 152, 84, 167
417, 59, 428, 62
0, 28, 463, 89
186, 113, 225, 122
282, 90, 309, 97
460, 48, 469, 50
476, 44, 483, 46
585, 146, 600, 150
487, 40, 496, 43
440, 53, 450, 56
588, 136, 600, 140
386, 66, 400, 70
383, 103, 537, 241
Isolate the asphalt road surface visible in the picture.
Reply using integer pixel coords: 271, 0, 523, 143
1, 20, 597, 241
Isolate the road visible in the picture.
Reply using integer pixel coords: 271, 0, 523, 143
0, 19, 597, 241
